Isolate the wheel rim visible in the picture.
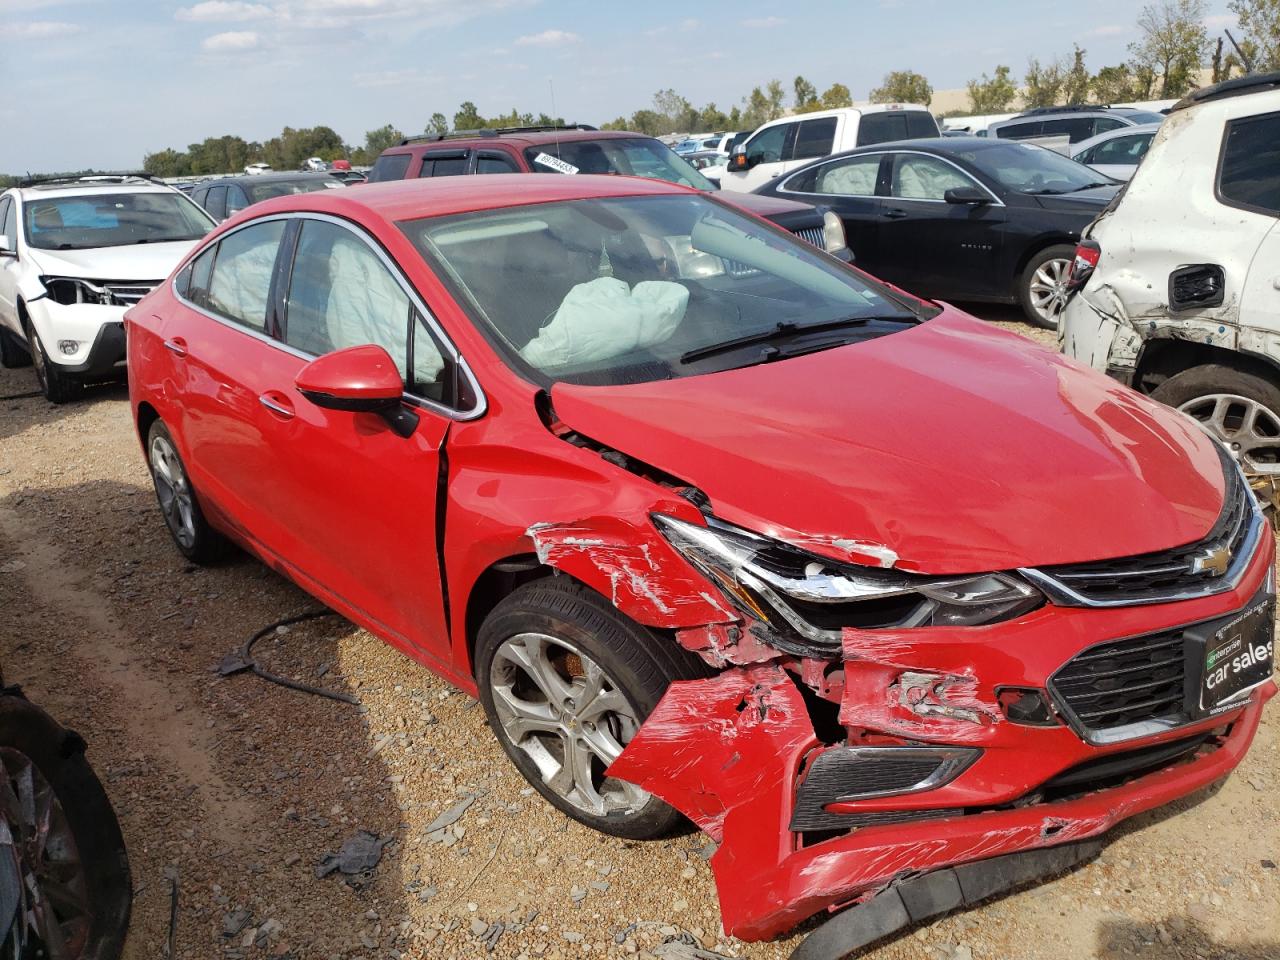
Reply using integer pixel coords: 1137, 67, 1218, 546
149, 434, 197, 549
26, 325, 48, 391
1028, 257, 1072, 326
0, 747, 91, 959
1179, 394, 1280, 474
489, 632, 650, 818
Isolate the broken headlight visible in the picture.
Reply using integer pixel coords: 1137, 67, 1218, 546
653, 514, 1043, 656
40, 276, 113, 306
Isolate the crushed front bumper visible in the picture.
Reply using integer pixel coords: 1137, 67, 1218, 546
609, 534, 1277, 942
27, 298, 127, 378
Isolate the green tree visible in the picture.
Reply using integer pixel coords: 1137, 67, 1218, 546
698, 103, 729, 130
143, 148, 190, 178
453, 101, 485, 130
652, 88, 698, 132
793, 75, 818, 110
601, 116, 631, 131
427, 112, 449, 134
261, 126, 344, 170
1130, 0, 1210, 97
629, 109, 665, 135
487, 108, 535, 129
765, 79, 787, 119
1229, 0, 1280, 70
1024, 57, 1067, 108
363, 124, 404, 159
741, 86, 771, 130
819, 82, 853, 109
1092, 64, 1140, 101
1064, 45, 1090, 103
728, 105, 743, 128
869, 70, 933, 105
966, 65, 1018, 112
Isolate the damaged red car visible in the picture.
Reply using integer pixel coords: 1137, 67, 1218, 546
125, 175, 1276, 953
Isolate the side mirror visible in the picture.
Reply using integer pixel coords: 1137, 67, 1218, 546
729, 148, 753, 172
0, 234, 14, 257
295, 344, 419, 437
944, 186, 990, 205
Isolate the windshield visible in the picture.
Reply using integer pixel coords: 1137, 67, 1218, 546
955, 142, 1111, 195
524, 138, 714, 191
245, 177, 344, 202
23, 191, 215, 251
402, 194, 924, 386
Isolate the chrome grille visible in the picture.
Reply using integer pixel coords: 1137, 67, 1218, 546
1023, 447, 1259, 606
103, 282, 160, 305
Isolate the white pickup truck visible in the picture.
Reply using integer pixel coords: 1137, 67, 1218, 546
718, 104, 940, 193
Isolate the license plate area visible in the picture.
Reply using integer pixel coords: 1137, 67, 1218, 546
1199, 602, 1275, 714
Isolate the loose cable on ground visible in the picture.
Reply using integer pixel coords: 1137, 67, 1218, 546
218, 610, 359, 705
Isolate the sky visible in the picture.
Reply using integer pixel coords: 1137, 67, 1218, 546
0, 0, 1241, 172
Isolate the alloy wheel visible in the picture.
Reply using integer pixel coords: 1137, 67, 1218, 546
149, 434, 197, 549
0, 747, 91, 960
489, 633, 650, 818
1028, 257, 1072, 327
1179, 393, 1280, 474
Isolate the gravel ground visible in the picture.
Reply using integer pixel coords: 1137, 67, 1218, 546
0, 306, 1276, 960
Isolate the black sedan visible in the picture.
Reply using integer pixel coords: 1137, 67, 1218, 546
753, 137, 1119, 328
188, 172, 345, 222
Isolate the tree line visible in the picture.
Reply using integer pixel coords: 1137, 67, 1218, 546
5, 0, 1280, 184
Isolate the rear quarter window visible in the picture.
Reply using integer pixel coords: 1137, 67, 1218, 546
1218, 111, 1280, 215
369, 153, 412, 183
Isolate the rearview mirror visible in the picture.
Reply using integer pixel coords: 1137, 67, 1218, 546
944, 186, 990, 205
295, 344, 419, 437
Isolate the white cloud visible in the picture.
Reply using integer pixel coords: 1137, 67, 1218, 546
176, 2, 272, 22
201, 29, 262, 51
0, 19, 83, 37
741, 16, 785, 28
514, 28, 580, 46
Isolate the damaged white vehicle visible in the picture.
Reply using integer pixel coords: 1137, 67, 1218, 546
1061, 73, 1280, 476
0, 175, 215, 402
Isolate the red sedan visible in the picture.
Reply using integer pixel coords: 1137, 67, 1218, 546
125, 174, 1275, 950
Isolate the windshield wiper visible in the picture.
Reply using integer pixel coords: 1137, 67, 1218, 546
679, 314, 914, 364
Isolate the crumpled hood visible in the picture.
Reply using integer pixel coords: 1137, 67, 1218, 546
27, 240, 199, 281
551, 311, 1225, 573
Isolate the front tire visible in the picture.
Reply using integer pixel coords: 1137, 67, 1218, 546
1151, 364, 1280, 475
475, 578, 707, 840
23, 315, 82, 404
1018, 244, 1076, 330
146, 419, 228, 564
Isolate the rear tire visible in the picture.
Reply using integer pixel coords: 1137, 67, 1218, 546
146, 419, 228, 564
0, 326, 30, 369
1151, 364, 1280, 475
1018, 244, 1076, 330
23, 315, 82, 404
475, 578, 707, 840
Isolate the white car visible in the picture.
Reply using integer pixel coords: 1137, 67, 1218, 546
719, 105, 940, 192
1069, 123, 1161, 181
0, 176, 215, 402
302, 157, 328, 172
244, 162, 272, 176
1060, 74, 1280, 476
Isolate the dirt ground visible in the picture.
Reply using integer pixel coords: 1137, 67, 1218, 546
0, 307, 1277, 960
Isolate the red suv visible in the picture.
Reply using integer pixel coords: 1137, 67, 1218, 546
367, 124, 849, 258
126, 175, 1275, 951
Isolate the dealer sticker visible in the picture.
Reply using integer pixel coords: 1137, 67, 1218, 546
533, 153, 580, 175
1201, 602, 1274, 712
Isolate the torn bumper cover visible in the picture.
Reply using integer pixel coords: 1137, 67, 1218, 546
609, 662, 1275, 943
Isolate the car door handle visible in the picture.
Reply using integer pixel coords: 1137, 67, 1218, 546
163, 337, 187, 358
258, 393, 295, 420
883, 209, 909, 220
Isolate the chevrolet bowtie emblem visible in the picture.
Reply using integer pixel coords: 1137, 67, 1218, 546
1191, 546, 1231, 577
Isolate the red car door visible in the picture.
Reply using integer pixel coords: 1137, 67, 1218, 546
244, 216, 460, 666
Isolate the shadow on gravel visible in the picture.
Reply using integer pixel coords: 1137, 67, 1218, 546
0, 476, 415, 958
0, 367, 127, 443
1097, 915, 1280, 958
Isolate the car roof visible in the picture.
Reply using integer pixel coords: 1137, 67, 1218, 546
1173, 70, 1280, 109
200, 172, 338, 186
11, 180, 181, 200
233, 173, 696, 224
383, 128, 642, 154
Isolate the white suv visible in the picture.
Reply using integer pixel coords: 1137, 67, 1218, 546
1060, 73, 1280, 476
718, 105, 940, 192
0, 176, 215, 402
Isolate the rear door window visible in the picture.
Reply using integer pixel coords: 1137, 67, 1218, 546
791, 118, 837, 160
418, 151, 470, 177
1219, 110, 1280, 215
476, 152, 518, 174
995, 120, 1043, 140
368, 153, 411, 183
1041, 117, 1097, 143
205, 219, 285, 331
225, 184, 250, 217
1092, 117, 1127, 136
890, 154, 980, 200
788, 153, 883, 195
203, 186, 228, 220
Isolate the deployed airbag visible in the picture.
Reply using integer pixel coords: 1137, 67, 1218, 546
519, 276, 689, 368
